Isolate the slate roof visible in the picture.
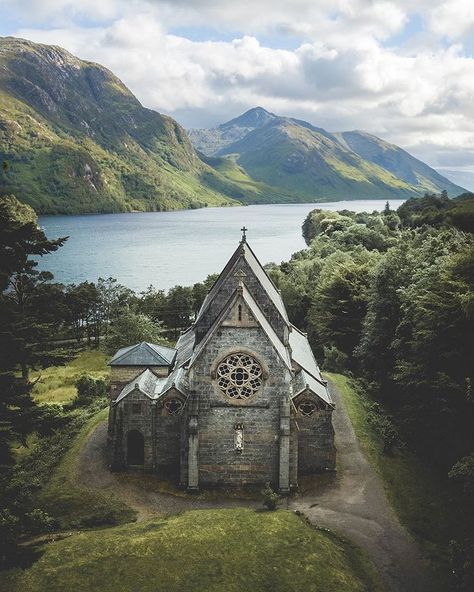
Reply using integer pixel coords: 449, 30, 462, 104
197, 241, 288, 323
293, 368, 333, 407
289, 326, 322, 380
113, 367, 187, 404
109, 341, 176, 367
114, 368, 162, 403
174, 329, 196, 368
160, 366, 187, 397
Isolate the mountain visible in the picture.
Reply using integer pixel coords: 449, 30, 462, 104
188, 107, 277, 155
189, 108, 465, 200
0, 37, 254, 214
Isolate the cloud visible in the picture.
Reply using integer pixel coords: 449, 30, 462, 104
5, 1, 474, 169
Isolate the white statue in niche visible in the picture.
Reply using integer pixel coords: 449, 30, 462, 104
234, 424, 244, 453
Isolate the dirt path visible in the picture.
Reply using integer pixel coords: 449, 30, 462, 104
289, 382, 434, 592
78, 421, 259, 521
78, 381, 434, 591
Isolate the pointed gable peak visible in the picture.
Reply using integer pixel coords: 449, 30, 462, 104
196, 238, 288, 324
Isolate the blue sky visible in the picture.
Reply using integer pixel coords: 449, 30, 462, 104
1, 0, 473, 182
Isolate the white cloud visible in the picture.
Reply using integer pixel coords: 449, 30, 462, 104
5, 0, 474, 169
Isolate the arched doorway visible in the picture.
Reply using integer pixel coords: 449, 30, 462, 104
127, 429, 144, 466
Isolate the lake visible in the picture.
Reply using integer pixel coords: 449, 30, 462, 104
38, 200, 405, 292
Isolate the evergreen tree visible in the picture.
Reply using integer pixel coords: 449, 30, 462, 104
0, 195, 67, 464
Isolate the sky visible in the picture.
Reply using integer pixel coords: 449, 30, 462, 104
1, 0, 474, 186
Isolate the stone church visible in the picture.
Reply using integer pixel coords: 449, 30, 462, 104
107, 232, 335, 492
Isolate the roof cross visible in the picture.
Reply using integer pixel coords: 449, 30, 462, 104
240, 226, 248, 242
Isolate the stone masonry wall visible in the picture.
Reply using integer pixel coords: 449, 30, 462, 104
109, 390, 154, 471
297, 406, 336, 473
153, 389, 183, 477
195, 258, 287, 344
191, 325, 293, 489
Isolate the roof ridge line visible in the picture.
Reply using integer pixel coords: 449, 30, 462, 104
109, 342, 140, 365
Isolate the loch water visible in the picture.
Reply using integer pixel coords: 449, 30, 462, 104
38, 200, 405, 292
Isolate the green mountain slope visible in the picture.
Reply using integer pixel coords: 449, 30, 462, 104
191, 108, 465, 200
0, 37, 252, 214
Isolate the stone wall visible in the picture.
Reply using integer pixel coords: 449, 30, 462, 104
190, 325, 293, 489
153, 389, 183, 477
195, 257, 287, 344
108, 390, 154, 471
297, 407, 336, 473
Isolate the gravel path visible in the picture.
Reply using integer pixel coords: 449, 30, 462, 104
78, 381, 434, 591
289, 382, 435, 592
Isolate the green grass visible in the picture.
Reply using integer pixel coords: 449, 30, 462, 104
31, 349, 109, 404
5, 509, 382, 592
38, 407, 136, 529
325, 373, 457, 588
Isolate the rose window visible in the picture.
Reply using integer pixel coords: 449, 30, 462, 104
298, 400, 317, 417
217, 354, 262, 400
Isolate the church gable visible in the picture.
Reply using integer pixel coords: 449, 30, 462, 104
189, 284, 291, 372
194, 241, 288, 343
221, 294, 258, 328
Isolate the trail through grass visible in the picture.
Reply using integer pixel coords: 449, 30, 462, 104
325, 373, 458, 587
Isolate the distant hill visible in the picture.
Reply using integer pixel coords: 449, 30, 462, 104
189, 107, 465, 201
0, 37, 255, 214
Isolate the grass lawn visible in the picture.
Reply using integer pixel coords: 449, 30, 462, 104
37, 407, 136, 530
325, 373, 458, 588
5, 509, 382, 592
31, 349, 109, 405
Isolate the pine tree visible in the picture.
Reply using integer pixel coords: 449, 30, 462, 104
0, 195, 67, 464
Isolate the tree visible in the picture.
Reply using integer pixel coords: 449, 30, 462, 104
105, 309, 166, 354
0, 195, 67, 464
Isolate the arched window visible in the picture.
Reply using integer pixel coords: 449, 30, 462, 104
127, 429, 144, 465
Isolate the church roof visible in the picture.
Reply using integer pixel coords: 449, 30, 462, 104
189, 283, 292, 370
114, 368, 162, 403
113, 366, 187, 404
196, 241, 288, 323
293, 368, 333, 407
174, 329, 196, 368
289, 326, 322, 380
109, 341, 176, 367
289, 325, 333, 406
160, 366, 187, 397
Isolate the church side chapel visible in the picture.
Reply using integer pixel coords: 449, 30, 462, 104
107, 230, 336, 492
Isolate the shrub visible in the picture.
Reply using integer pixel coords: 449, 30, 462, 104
261, 483, 281, 511
367, 402, 401, 455
322, 345, 349, 373
24, 509, 58, 534
74, 375, 109, 407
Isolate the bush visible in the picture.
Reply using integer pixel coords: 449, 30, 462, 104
261, 483, 281, 511
322, 345, 349, 373
74, 375, 109, 407
24, 509, 58, 534
367, 402, 401, 455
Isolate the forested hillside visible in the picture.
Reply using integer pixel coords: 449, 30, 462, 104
0, 37, 256, 214
266, 192, 474, 588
